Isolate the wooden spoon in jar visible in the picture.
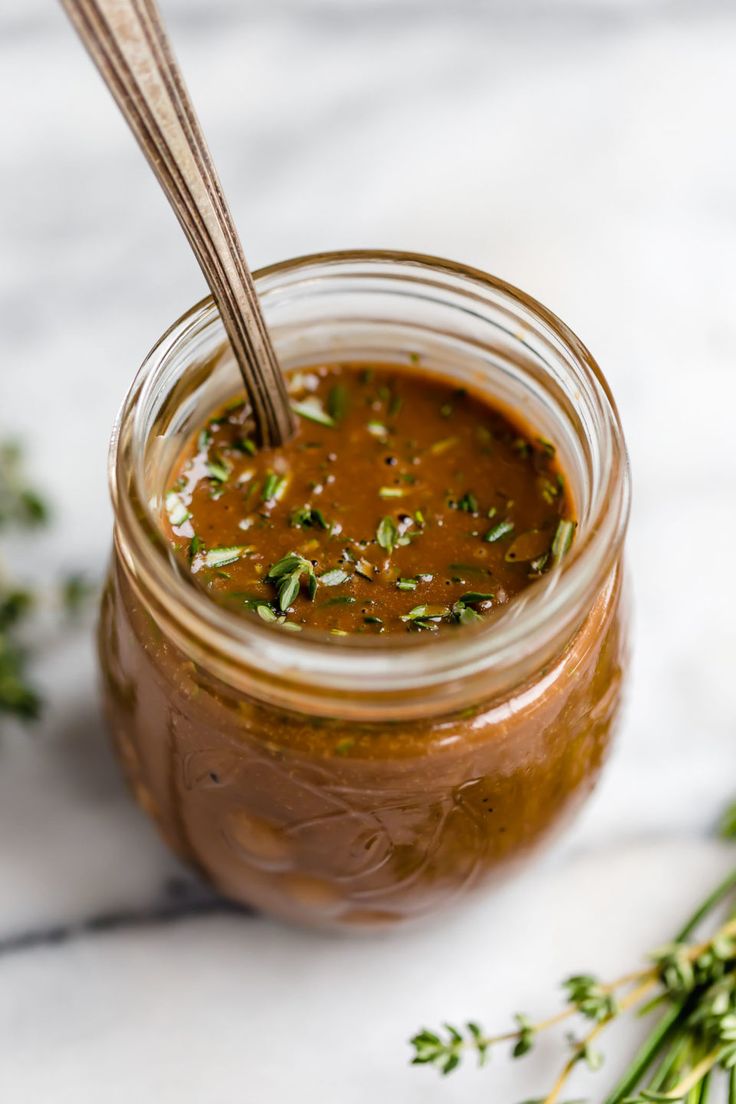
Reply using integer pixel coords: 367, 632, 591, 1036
60, 0, 296, 447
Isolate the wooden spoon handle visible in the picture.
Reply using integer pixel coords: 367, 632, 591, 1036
60, 0, 296, 446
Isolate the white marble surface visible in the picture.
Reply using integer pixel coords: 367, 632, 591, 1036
2, 1, 736, 1100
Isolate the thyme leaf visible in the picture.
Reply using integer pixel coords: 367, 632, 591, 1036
551, 519, 577, 563
484, 518, 515, 543
204, 547, 244, 568
327, 384, 349, 423
319, 568, 350, 587
291, 398, 335, 428
377, 516, 399, 553
267, 552, 317, 611
290, 505, 329, 530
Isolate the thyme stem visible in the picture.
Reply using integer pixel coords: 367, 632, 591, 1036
663, 1049, 721, 1100
648, 1029, 693, 1093
542, 977, 657, 1104
603, 999, 687, 1104
696, 1069, 711, 1104
675, 868, 736, 941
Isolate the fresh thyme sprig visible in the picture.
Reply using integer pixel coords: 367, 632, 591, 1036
410, 807, 736, 1103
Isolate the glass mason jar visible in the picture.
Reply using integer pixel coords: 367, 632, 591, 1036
100, 251, 630, 931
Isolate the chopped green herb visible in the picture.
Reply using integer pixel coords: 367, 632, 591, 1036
439, 403, 453, 418
279, 573, 301, 610
320, 595, 356, 607
458, 491, 479, 514
400, 603, 449, 632
261, 470, 287, 503
188, 534, 204, 560
388, 394, 403, 417
377, 516, 399, 553
267, 552, 317, 611
355, 558, 375, 580
430, 437, 459, 456
401, 604, 448, 623
166, 491, 191, 527
551, 518, 576, 563
396, 575, 432, 592
291, 398, 335, 428
537, 475, 561, 505
363, 615, 383, 625
379, 487, 405, 499
204, 546, 244, 568
319, 568, 350, 587
290, 505, 329, 530
528, 552, 549, 575
460, 592, 494, 604
256, 604, 278, 623
327, 383, 349, 423
206, 458, 231, 483
484, 519, 515, 543
234, 437, 257, 456
367, 421, 389, 439
455, 603, 482, 625
267, 552, 311, 579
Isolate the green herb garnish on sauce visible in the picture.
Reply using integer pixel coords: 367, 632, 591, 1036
290, 505, 329, 530
204, 547, 244, 568
327, 384, 349, 423
319, 568, 350, 587
291, 398, 335, 428
377, 516, 399, 553
267, 552, 318, 611
484, 518, 515, 543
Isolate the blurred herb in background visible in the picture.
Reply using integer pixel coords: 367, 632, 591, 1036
0, 443, 48, 720
0, 442, 97, 724
0, 442, 48, 529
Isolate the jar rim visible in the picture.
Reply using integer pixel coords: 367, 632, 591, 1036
110, 249, 630, 716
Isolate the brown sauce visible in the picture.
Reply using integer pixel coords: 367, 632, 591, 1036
163, 362, 576, 635
100, 358, 626, 930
